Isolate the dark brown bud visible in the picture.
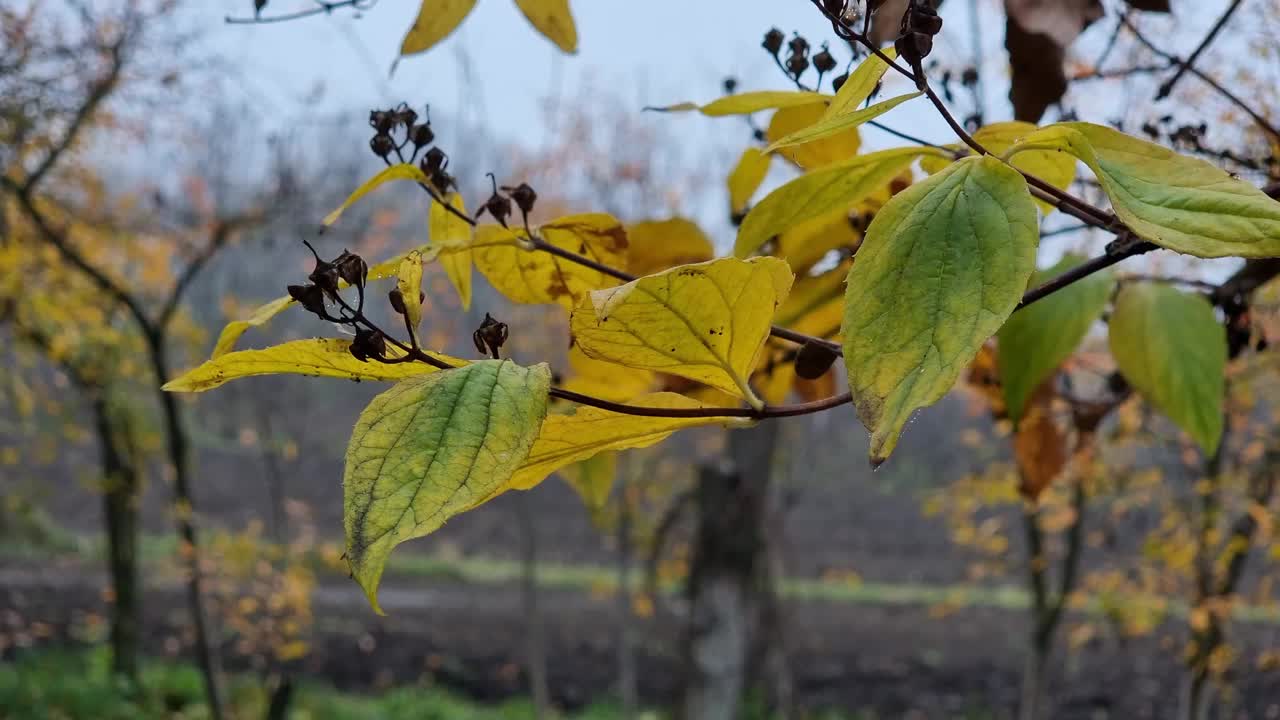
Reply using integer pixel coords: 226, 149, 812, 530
786, 52, 810, 78
895, 32, 933, 65
813, 48, 837, 74
787, 35, 809, 57
479, 193, 513, 226
370, 133, 395, 159
762, 28, 785, 56
794, 340, 839, 380
723, 77, 738, 94
349, 328, 387, 362
422, 146, 448, 172
504, 183, 538, 215
832, 72, 849, 93
388, 288, 407, 315
410, 123, 435, 148
960, 67, 979, 87
472, 313, 509, 359
302, 241, 340, 296
394, 104, 418, 128
288, 284, 327, 318
822, 0, 844, 14
369, 110, 393, 134
334, 250, 368, 288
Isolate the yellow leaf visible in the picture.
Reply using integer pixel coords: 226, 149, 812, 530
766, 92, 922, 154
475, 213, 628, 308
920, 122, 1075, 214
163, 339, 463, 393
775, 210, 861, 273
728, 147, 771, 215
431, 194, 474, 310
400, 0, 478, 56
570, 257, 794, 409
559, 451, 616, 510
513, 0, 578, 53
211, 296, 295, 359
766, 102, 862, 169
775, 263, 848, 338
626, 218, 715, 276
323, 164, 429, 228
560, 344, 654, 402
397, 250, 425, 333
736, 147, 925, 257
508, 393, 728, 491
754, 349, 796, 406
650, 91, 829, 117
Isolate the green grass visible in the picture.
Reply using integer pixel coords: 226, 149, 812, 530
0, 646, 653, 720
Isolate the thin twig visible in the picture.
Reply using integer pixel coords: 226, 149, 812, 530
225, 0, 376, 25
1155, 0, 1245, 100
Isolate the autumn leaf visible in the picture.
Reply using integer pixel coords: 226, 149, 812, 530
513, 0, 578, 53
559, 344, 654, 403
649, 91, 827, 116
396, 250, 425, 334
1013, 382, 1069, 500
431, 193, 474, 310
1010, 122, 1280, 257
1109, 283, 1226, 454
323, 163, 429, 228
827, 48, 900, 116
920, 121, 1075, 213
626, 218, 715, 276
774, 209, 862, 274
400, 0, 478, 56
736, 146, 926, 258
766, 102, 862, 169
559, 451, 616, 510
164, 339, 463, 393
998, 254, 1112, 425
843, 156, 1038, 464
475, 213, 628, 309
571, 257, 794, 409
507, 393, 730, 491
765, 93, 921, 153
728, 147, 771, 216
344, 360, 550, 613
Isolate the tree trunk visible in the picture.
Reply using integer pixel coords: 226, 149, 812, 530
516, 492, 550, 718
680, 422, 779, 720
615, 475, 638, 720
147, 334, 225, 720
92, 391, 141, 684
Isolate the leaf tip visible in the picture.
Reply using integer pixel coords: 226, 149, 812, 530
869, 455, 888, 471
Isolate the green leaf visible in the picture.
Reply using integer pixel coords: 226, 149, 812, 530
400, 0, 477, 56
997, 255, 1113, 425
164, 339, 463, 393
344, 360, 551, 613
1010, 122, 1280, 258
764, 92, 921, 152
648, 91, 828, 117
735, 147, 927, 258
1109, 283, 1225, 454
559, 452, 616, 510
842, 156, 1038, 464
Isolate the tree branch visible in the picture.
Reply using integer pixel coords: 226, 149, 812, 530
1155, 0, 1244, 100
225, 0, 378, 25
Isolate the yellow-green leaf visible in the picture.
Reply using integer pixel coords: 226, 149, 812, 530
570, 257, 794, 409
626, 218, 714, 277
474, 213, 628, 309
559, 452, 616, 510
400, 0, 478, 56
765, 92, 921, 153
560, 344, 654, 403
775, 210, 862, 274
825, 48, 898, 116
513, 0, 578, 53
508, 393, 728, 491
766, 102, 861, 169
344, 360, 551, 613
728, 147, 771, 215
397, 250, 425, 333
211, 296, 295, 359
843, 156, 1038, 464
1010, 122, 1280, 257
1109, 283, 1225, 454
431, 194, 474, 310
650, 91, 828, 117
164, 339, 462, 393
323, 164, 429, 228
736, 147, 926, 258
919, 121, 1075, 214
997, 255, 1113, 425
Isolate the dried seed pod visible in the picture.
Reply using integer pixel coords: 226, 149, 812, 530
795, 340, 840, 380
334, 250, 368, 289
813, 48, 837, 74
288, 284, 327, 318
762, 28, 785, 56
